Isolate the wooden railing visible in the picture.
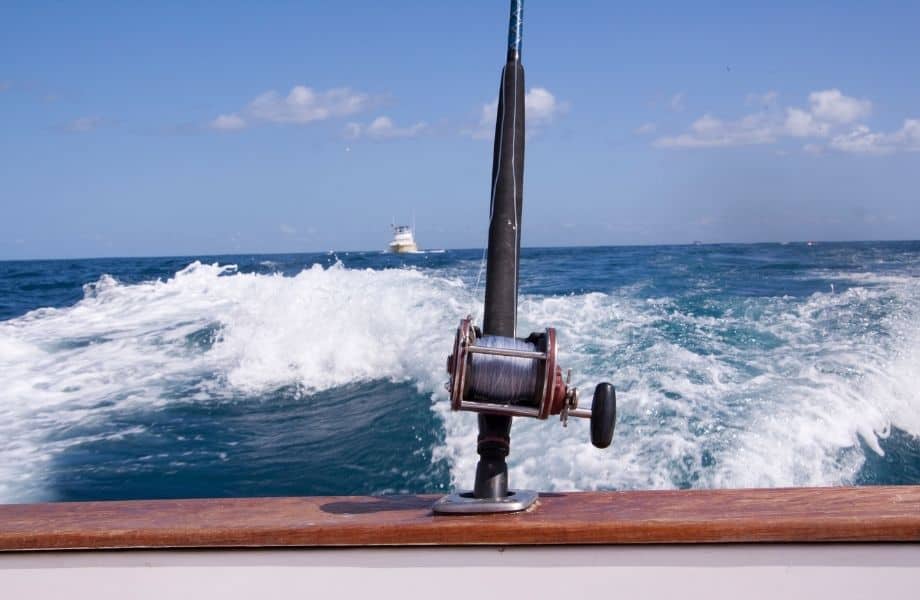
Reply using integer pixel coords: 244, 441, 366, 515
2, 486, 919, 551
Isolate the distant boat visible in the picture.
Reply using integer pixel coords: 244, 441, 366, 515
388, 224, 419, 254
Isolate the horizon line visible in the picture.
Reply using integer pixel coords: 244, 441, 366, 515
2, 238, 919, 263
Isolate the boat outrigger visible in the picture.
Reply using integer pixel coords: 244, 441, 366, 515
1, 2, 918, 596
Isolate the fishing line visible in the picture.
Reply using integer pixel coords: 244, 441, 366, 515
468, 335, 538, 404
469, 172, 490, 321
470, 245, 488, 322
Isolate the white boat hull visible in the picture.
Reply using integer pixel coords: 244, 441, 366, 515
388, 242, 419, 253
4, 545, 919, 600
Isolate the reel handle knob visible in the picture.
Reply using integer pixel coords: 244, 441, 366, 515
590, 383, 616, 449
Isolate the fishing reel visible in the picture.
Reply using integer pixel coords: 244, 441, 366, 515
446, 317, 616, 448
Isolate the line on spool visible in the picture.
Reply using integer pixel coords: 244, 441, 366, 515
468, 336, 538, 405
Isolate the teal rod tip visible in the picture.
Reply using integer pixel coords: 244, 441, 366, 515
507, 0, 523, 62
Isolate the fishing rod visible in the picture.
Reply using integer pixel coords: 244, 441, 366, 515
436, 0, 617, 514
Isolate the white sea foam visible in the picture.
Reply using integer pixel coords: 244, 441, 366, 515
0, 262, 464, 502
1, 261, 918, 502
437, 271, 920, 492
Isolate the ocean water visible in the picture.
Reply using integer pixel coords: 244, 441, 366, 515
1, 242, 919, 504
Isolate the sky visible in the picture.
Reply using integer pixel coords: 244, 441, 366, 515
1, 0, 919, 260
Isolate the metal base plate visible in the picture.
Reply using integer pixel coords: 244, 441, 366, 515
432, 490, 539, 515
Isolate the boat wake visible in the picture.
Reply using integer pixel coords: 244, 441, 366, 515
1, 258, 919, 502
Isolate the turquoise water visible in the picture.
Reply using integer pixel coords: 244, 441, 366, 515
1, 242, 919, 503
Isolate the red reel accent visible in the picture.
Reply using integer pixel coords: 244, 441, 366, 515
537, 329, 571, 418
548, 366, 568, 416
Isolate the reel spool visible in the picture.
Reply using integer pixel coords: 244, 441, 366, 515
446, 317, 616, 449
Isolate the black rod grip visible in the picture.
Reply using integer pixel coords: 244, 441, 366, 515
482, 59, 525, 339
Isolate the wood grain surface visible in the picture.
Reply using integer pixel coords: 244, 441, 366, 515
1, 486, 919, 551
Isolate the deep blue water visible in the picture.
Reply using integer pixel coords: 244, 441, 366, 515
1, 242, 919, 503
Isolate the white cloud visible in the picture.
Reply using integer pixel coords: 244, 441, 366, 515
653, 88, 911, 155
783, 107, 829, 137
210, 85, 370, 131
828, 119, 920, 155
829, 125, 892, 154
345, 116, 427, 140
655, 113, 776, 148
635, 122, 657, 135
526, 87, 563, 123
808, 89, 871, 124
894, 118, 920, 151
366, 116, 427, 139
210, 113, 246, 131
65, 116, 103, 133
469, 104, 497, 140
249, 86, 368, 124
466, 87, 566, 139
279, 224, 296, 235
